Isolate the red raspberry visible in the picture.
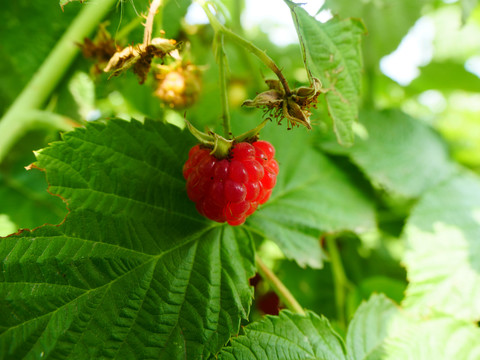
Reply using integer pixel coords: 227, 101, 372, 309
183, 141, 279, 226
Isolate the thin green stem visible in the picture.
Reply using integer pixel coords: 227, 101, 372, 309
217, 34, 232, 139
0, 0, 117, 164
199, 1, 291, 95
221, 28, 292, 95
325, 235, 350, 328
255, 254, 306, 315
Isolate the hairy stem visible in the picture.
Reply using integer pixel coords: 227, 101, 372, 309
199, 1, 291, 95
255, 255, 306, 315
143, 0, 162, 46
0, 0, 116, 164
217, 34, 232, 139
325, 234, 350, 328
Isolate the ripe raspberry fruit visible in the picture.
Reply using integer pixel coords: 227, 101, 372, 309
183, 141, 279, 226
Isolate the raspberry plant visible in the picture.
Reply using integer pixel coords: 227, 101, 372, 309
1, 0, 480, 359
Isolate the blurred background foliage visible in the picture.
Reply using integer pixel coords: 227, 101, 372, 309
1, 0, 479, 328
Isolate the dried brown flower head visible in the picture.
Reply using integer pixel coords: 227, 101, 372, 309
243, 78, 322, 130
103, 38, 177, 84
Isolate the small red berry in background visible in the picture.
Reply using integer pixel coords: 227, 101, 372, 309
183, 141, 279, 226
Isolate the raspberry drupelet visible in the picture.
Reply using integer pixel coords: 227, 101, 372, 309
183, 141, 279, 226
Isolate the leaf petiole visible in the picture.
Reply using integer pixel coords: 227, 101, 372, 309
325, 234, 351, 329
255, 254, 306, 316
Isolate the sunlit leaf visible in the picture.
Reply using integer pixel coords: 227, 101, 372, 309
347, 294, 480, 360
407, 61, 480, 94
287, 2, 365, 146
403, 171, 480, 321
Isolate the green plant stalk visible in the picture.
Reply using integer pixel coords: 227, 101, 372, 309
199, 1, 292, 95
255, 255, 306, 316
217, 34, 232, 139
0, 0, 117, 164
221, 28, 292, 95
325, 235, 349, 328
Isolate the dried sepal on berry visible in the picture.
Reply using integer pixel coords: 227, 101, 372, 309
184, 118, 269, 160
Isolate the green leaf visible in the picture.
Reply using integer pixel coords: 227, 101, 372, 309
218, 310, 347, 360
347, 109, 455, 198
247, 126, 376, 269
384, 315, 480, 360
403, 171, 480, 321
323, 0, 430, 68
346, 294, 399, 360
406, 61, 480, 94
220, 295, 480, 359
287, 2, 365, 146
346, 294, 480, 360
0, 120, 256, 358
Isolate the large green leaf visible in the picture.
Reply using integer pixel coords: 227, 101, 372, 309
403, 171, 480, 321
347, 294, 480, 360
346, 109, 455, 198
218, 310, 347, 360
0, 120, 256, 358
287, 2, 365, 146
247, 125, 376, 269
219, 295, 480, 359
385, 315, 480, 360
346, 294, 399, 360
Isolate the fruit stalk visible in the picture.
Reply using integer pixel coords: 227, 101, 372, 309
0, 0, 117, 164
